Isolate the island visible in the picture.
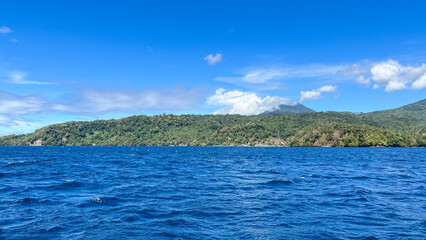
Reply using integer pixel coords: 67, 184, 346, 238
1, 99, 425, 147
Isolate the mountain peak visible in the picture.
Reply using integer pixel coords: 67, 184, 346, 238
262, 103, 315, 114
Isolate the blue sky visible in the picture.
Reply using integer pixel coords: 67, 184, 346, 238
1, 1, 426, 135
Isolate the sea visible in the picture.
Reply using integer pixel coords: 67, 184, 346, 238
0, 147, 425, 239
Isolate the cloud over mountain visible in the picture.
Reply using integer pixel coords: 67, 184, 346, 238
207, 88, 297, 115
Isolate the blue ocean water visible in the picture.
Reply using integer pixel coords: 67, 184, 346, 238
0, 147, 425, 240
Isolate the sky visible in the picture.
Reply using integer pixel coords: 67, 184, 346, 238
1, 0, 426, 135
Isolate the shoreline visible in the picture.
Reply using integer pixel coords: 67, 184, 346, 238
0, 145, 424, 148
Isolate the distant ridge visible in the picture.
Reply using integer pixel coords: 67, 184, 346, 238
362, 99, 426, 132
262, 103, 315, 114
391, 98, 426, 111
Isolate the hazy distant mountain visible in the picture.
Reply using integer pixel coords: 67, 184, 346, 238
262, 103, 315, 114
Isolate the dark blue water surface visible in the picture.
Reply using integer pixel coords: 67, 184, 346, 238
0, 147, 425, 239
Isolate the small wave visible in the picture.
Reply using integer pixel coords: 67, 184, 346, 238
352, 176, 370, 180
37, 226, 64, 233
18, 197, 38, 204
158, 218, 188, 226
241, 170, 281, 174
343, 215, 388, 227
355, 188, 372, 195
6, 160, 38, 166
136, 209, 160, 219
345, 196, 369, 202
62, 180, 84, 187
78, 196, 122, 207
49, 180, 84, 190
91, 197, 103, 203
360, 237, 379, 240
261, 180, 293, 186
211, 211, 242, 217
121, 214, 141, 222
153, 231, 180, 239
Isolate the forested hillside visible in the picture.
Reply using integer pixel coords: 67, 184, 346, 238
1, 99, 425, 147
362, 99, 426, 131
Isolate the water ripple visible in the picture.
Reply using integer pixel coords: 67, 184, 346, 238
0, 146, 425, 239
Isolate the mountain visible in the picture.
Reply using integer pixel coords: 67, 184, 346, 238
262, 103, 315, 114
397, 99, 426, 111
0, 99, 425, 147
361, 99, 426, 131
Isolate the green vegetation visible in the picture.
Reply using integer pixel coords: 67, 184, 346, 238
1, 99, 425, 147
290, 123, 425, 147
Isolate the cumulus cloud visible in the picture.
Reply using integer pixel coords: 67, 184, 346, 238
299, 85, 337, 102
204, 53, 222, 65
317, 85, 337, 92
8, 72, 54, 85
300, 90, 321, 101
207, 88, 297, 115
354, 60, 426, 92
0, 26, 12, 34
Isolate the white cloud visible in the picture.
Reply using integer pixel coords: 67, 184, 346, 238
0, 86, 203, 130
299, 85, 337, 102
207, 88, 296, 115
0, 92, 46, 127
8, 72, 54, 85
0, 26, 12, 34
239, 69, 287, 83
339, 63, 367, 76
317, 85, 337, 92
299, 90, 321, 102
355, 60, 426, 92
216, 64, 354, 85
355, 76, 371, 86
73, 88, 201, 113
216, 60, 426, 92
204, 53, 222, 65
412, 73, 426, 90
0, 94, 44, 115
0, 121, 47, 137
